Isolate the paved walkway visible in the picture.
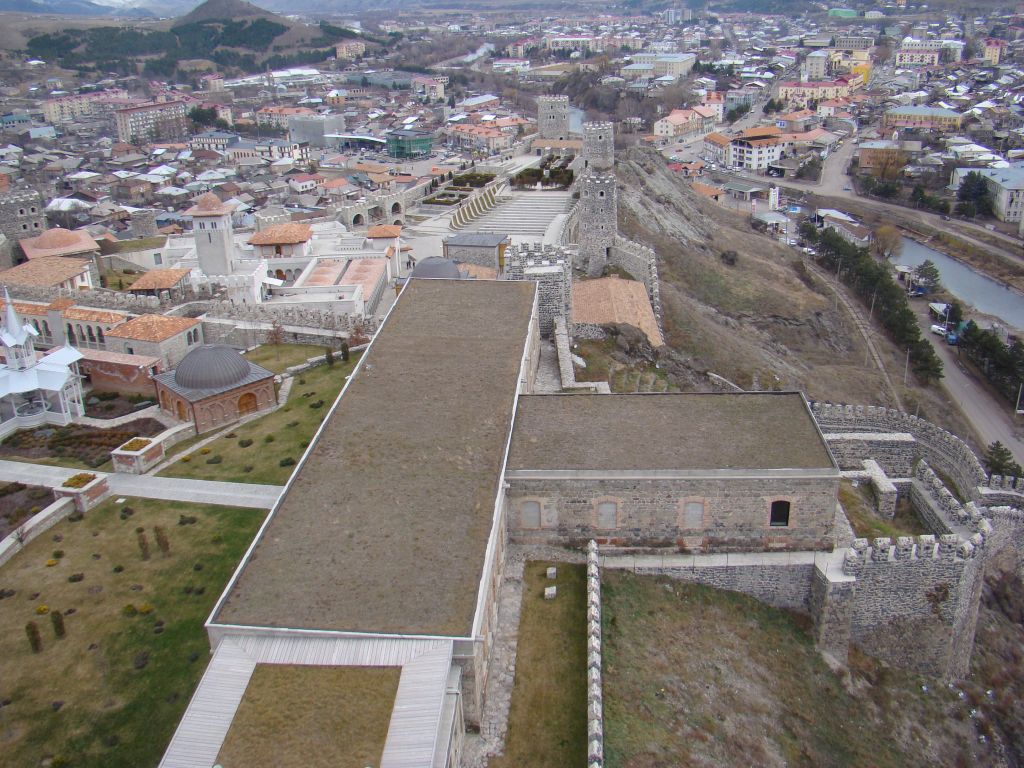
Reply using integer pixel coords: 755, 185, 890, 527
0, 460, 281, 509
77, 404, 177, 429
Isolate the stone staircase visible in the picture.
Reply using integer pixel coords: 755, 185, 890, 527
465, 191, 573, 238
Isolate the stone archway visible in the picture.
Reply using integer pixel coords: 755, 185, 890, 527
238, 392, 257, 415
352, 213, 365, 226
275, 269, 286, 280
393, 219, 402, 226
391, 201, 402, 214
175, 400, 187, 421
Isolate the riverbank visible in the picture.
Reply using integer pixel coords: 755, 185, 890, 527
796, 189, 1024, 294
897, 236, 1024, 333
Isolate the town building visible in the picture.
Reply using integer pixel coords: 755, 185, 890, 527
154, 344, 276, 433
114, 101, 189, 144
386, 129, 434, 158
883, 105, 962, 132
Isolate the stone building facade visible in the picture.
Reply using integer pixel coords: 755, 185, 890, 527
0, 190, 46, 254
537, 95, 571, 141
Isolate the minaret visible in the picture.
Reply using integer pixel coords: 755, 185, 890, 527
0, 288, 38, 370
185, 192, 237, 276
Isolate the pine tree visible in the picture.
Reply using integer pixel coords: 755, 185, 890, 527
984, 441, 1022, 476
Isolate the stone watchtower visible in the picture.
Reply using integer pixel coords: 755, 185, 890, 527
537, 95, 570, 141
578, 121, 617, 276
582, 121, 614, 171
578, 173, 617, 277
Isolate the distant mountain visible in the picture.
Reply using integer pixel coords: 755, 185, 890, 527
0, 0, 158, 15
172, 0, 280, 26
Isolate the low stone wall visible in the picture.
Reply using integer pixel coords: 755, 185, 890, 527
824, 432, 917, 476
811, 402, 987, 498
862, 459, 897, 519
8, 284, 162, 312
553, 317, 608, 394
610, 235, 661, 326
0, 497, 75, 568
601, 553, 817, 612
201, 319, 349, 349
586, 541, 604, 768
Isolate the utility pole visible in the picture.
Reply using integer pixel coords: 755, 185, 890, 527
903, 347, 910, 387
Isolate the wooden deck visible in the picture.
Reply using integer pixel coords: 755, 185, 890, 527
159, 634, 453, 768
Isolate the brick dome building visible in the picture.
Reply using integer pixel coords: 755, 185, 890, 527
154, 344, 275, 433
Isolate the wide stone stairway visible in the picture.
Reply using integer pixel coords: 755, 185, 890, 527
466, 190, 572, 238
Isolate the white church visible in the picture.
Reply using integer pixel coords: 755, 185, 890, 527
0, 291, 84, 440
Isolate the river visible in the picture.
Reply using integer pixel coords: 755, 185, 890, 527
896, 237, 1024, 330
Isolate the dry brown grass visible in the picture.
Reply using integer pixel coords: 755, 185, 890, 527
839, 480, 928, 540
602, 572, 990, 767
216, 665, 400, 768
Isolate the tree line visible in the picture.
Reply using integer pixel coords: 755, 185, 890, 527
799, 223, 944, 383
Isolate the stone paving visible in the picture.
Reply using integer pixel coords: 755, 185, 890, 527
534, 340, 563, 393
462, 543, 586, 768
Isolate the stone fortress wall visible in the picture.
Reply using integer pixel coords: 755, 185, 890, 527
504, 243, 573, 337
527, 395, 1023, 679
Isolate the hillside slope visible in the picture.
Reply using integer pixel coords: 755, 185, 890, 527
615, 148, 970, 435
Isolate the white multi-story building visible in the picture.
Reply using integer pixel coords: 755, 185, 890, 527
114, 101, 188, 144
42, 89, 130, 124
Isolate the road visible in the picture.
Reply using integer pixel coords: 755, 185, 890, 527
911, 302, 1024, 466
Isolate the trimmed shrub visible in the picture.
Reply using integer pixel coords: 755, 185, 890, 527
264, 434, 275, 443
137, 530, 150, 561
26, 621, 42, 653
279, 457, 296, 467
238, 438, 253, 448
154, 526, 170, 557
122, 604, 138, 617
205, 455, 223, 465
51, 610, 66, 638
67, 573, 84, 583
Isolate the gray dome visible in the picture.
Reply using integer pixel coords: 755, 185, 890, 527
174, 345, 251, 390
411, 257, 462, 280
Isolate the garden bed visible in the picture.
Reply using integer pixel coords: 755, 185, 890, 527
0, 496, 264, 768
0, 419, 166, 468
84, 392, 157, 419
0, 482, 56, 540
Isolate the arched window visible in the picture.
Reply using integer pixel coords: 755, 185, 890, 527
769, 500, 791, 528
66, 324, 75, 343
96, 327, 104, 344
86, 326, 95, 342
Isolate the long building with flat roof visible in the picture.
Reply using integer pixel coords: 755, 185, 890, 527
164, 278, 854, 768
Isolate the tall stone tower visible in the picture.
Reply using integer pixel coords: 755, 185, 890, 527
578, 121, 617, 276
582, 121, 614, 171
185, 192, 237, 277
537, 95, 570, 141
578, 173, 617, 277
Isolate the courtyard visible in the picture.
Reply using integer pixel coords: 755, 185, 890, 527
0, 496, 263, 768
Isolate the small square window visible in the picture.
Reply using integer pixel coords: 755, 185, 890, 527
770, 500, 791, 527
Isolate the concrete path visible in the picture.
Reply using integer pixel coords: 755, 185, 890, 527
0, 459, 281, 509
76, 404, 177, 429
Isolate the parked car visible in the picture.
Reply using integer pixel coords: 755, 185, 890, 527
930, 324, 948, 336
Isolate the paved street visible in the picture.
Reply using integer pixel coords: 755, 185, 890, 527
910, 303, 1024, 466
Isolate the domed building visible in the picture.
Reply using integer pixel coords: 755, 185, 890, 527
153, 344, 276, 434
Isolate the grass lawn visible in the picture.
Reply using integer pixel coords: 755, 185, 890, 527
0, 496, 264, 768
839, 480, 929, 540
490, 562, 587, 768
159, 354, 359, 485
103, 269, 142, 291
602, 572, 984, 768
243, 344, 334, 375
216, 665, 400, 768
